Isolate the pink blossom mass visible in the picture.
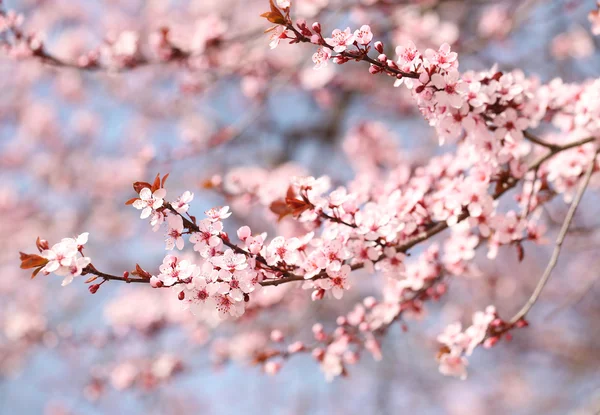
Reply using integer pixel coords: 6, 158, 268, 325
4, 0, 600, 413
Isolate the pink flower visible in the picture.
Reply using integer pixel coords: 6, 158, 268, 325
395, 41, 421, 72
133, 187, 166, 219
353, 25, 373, 45
61, 257, 91, 286
318, 264, 351, 299
269, 26, 288, 50
321, 352, 343, 381
425, 43, 458, 70
312, 47, 332, 70
589, 6, 600, 36
172, 191, 194, 214
190, 219, 223, 256
211, 249, 248, 280
205, 206, 231, 222
266, 236, 301, 265
325, 28, 355, 53
217, 271, 256, 301
214, 293, 245, 318
158, 255, 197, 286
438, 351, 468, 380
165, 215, 185, 250
431, 70, 468, 109
493, 108, 529, 142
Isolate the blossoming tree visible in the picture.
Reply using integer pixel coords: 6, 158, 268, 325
4, 0, 600, 412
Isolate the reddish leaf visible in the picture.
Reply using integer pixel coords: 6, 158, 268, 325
133, 181, 151, 194
125, 197, 139, 206
516, 243, 525, 262
19, 252, 48, 269
31, 267, 44, 279
151, 173, 161, 192
132, 264, 151, 279
269, 199, 293, 222
36, 236, 49, 252
260, 0, 285, 24
161, 173, 170, 188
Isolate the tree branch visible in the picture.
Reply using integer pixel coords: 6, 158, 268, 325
509, 150, 598, 325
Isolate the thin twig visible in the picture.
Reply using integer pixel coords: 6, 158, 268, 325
509, 151, 598, 325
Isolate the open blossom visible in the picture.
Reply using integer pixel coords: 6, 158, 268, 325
40, 233, 90, 285
493, 108, 529, 142
425, 43, 458, 70
172, 191, 194, 214
312, 47, 332, 69
589, 4, 600, 36
353, 25, 373, 45
133, 187, 166, 219
325, 28, 355, 53
266, 236, 301, 265
216, 271, 257, 302
205, 206, 231, 222
269, 26, 288, 49
211, 249, 248, 281
317, 264, 351, 299
158, 255, 198, 286
189, 219, 223, 256
438, 351, 468, 380
430, 69, 468, 109
165, 215, 185, 250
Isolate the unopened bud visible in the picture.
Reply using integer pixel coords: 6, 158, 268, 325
89, 284, 100, 294
178, 291, 185, 301
312, 22, 321, 33
311, 288, 325, 301
374, 41, 384, 53
270, 330, 284, 343
377, 53, 387, 62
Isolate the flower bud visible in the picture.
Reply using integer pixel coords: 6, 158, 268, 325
270, 330, 284, 342
374, 41, 384, 53
312, 22, 321, 33
89, 284, 100, 294
311, 288, 325, 301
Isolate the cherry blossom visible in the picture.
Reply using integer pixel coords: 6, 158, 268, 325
312, 46, 332, 69
325, 28, 355, 53
133, 188, 166, 219
354, 25, 373, 45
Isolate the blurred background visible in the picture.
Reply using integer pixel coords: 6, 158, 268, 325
1, 0, 600, 413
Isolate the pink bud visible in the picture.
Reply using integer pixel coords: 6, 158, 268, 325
483, 336, 499, 348
369, 65, 380, 74
312, 348, 325, 361
237, 226, 251, 241
270, 330, 284, 343
374, 41, 384, 53
377, 54, 387, 62
343, 351, 359, 364
264, 361, 281, 375
150, 276, 163, 288
178, 291, 185, 301
122, 271, 129, 281
287, 341, 304, 354
89, 284, 100, 294
336, 316, 347, 326
516, 319, 529, 328
296, 19, 306, 29
363, 296, 377, 308
312, 22, 321, 33
311, 288, 325, 301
